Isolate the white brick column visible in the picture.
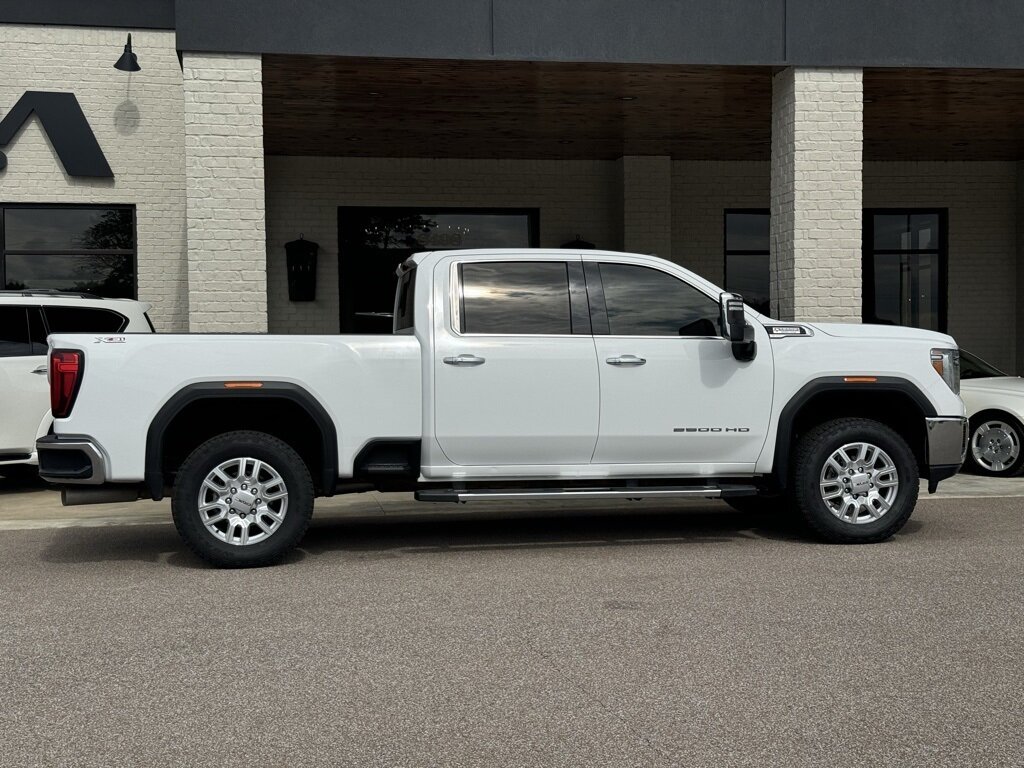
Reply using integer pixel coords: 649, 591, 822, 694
618, 155, 672, 258
770, 67, 863, 322
182, 53, 266, 332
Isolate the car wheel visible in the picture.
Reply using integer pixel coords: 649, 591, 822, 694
967, 412, 1024, 477
171, 430, 314, 568
791, 417, 918, 544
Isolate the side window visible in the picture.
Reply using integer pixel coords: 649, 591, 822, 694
598, 263, 721, 337
460, 261, 572, 335
43, 307, 128, 334
0, 307, 32, 357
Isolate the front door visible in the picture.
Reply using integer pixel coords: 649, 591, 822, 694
338, 207, 538, 333
433, 257, 599, 467
0, 306, 49, 455
587, 261, 773, 469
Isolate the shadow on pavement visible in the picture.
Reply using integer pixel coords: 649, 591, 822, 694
34, 504, 922, 569
0, 470, 46, 494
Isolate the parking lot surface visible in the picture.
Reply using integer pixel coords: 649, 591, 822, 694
0, 478, 1021, 767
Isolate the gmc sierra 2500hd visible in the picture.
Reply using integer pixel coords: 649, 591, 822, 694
37, 249, 968, 567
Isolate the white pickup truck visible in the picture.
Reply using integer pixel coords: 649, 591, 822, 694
37, 249, 968, 567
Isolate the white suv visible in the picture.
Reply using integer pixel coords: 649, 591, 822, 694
0, 291, 153, 475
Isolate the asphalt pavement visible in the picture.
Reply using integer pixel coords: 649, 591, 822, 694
0, 477, 1021, 767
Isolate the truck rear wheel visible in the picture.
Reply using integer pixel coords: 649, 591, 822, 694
171, 430, 314, 567
791, 417, 918, 544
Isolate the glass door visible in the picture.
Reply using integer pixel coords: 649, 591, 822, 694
337, 207, 539, 333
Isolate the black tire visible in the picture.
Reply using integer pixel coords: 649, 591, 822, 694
965, 411, 1024, 477
791, 417, 919, 544
172, 430, 314, 568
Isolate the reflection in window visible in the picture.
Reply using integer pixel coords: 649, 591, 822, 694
724, 210, 771, 316
460, 262, 571, 335
2, 206, 136, 298
865, 210, 945, 332
599, 263, 720, 337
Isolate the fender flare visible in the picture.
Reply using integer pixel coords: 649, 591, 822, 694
144, 381, 338, 500
771, 376, 937, 488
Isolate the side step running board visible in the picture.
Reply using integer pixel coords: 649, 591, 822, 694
415, 485, 758, 503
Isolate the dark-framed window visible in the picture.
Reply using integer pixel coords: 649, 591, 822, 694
724, 209, 770, 316
863, 209, 947, 332
1, 204, 137, 298
338, 206, 539, 334
592, 262, 721, 337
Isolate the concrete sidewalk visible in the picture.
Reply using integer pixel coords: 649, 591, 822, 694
0, 470, 1020, 531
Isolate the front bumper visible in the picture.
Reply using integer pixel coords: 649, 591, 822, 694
36, 434, 107, 485
925, 416, 969, 492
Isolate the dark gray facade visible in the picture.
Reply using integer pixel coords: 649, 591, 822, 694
5, 0, 1024, 69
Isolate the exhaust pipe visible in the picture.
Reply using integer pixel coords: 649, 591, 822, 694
62, 486, 141, 506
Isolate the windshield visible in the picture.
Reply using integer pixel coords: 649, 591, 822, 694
960, 349, 1006, 379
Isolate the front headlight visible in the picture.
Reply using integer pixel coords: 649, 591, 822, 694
931, 348, 960, 395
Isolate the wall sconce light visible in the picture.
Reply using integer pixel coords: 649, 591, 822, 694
114, 34, 141, 72
286, 235, 319, 301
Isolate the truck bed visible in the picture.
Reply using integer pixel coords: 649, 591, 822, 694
48, 333, 422, 481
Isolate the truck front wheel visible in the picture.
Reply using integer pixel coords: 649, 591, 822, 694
791, 418, 918, 544
171, 431, 314, 567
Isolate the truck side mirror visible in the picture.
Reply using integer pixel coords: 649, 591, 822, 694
719, 292, 757, 362
719, 292, 746, 343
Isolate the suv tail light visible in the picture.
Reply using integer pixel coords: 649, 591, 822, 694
50, 350, 84, 418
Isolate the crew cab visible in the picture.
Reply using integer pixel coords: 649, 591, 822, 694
36, 249, 968, 567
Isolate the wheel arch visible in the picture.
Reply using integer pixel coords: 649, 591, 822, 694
772, 377, 937, 489
144, 382, 338, 501
967, 406, 1024, 428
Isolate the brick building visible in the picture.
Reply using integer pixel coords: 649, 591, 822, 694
2, 2, 1024, 371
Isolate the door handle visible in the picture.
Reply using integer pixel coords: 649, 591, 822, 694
31, 365, 48, 375
606, 355, 646, 366
443, 355, 486, 367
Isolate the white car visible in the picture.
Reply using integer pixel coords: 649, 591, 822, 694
0, 291, 153, 476
959, 350, 1024, 476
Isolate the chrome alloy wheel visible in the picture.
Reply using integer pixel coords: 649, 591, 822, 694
819, 442, 899, 525
197, 457, 289, 546
971, 421, 1020, 473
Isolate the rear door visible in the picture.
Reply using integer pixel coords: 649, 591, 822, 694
0, 306, 49, 455
432, 257, 599, 466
